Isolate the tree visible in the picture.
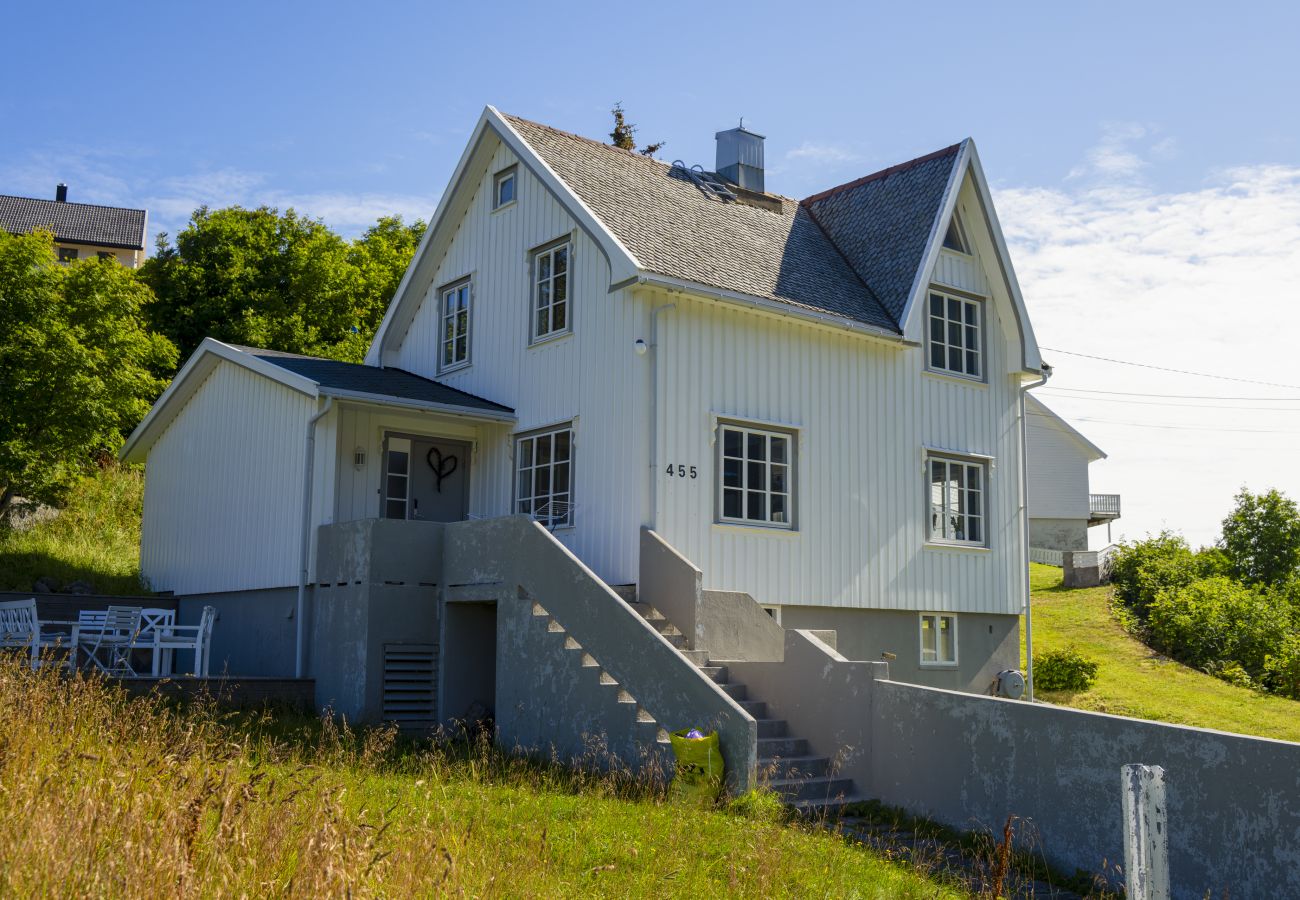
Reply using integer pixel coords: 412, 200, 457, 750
342, 216, 428, 361
0, 230, 176, 519
609, 102, 665, 157
1219, 488, 1300, 588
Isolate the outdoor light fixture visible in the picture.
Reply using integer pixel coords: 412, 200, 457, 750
634, 338, 648, 355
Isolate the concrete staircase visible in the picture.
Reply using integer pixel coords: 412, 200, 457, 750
628, 598, 862, 815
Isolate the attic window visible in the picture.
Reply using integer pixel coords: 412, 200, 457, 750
494, 166, 517, 210
942, 213, 969, 253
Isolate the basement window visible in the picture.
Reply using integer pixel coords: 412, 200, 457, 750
717, 422, 795, 529
919, 613, 958, 666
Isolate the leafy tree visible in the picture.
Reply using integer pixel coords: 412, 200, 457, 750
1147, 577, 1289, 680
141, 207, 424, 365
0, 230, 176, 519
1219, 488, 1300, 588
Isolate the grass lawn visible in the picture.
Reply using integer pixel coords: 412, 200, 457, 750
1024, 563, 1300, 743
0, 465, 146, 595
0, 662, 962, 899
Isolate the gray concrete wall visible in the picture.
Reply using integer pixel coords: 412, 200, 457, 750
872, 680, 1300, 899
1029, 517, 1088, 552
446, 516, 757, 790
638, 527, 700, 649
177, 587, 297, 678
779, 605, 1019, 694
697, 590, 785, 662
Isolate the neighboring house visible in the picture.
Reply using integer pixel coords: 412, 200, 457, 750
123, 107, 1046, 785
0, 184, 147, 267
1025, 394, 1120, 549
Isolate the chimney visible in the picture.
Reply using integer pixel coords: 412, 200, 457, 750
715, 123, 765, 193
55, 183, 68, 202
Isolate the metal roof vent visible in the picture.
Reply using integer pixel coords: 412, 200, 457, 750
715, 122, 765, 194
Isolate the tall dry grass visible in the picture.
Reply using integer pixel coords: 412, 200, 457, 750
0, 658, 959, 899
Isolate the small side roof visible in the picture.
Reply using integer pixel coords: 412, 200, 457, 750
0, 194, 147, 250
1026, 393, 1106, 461
121, 340, 514, 463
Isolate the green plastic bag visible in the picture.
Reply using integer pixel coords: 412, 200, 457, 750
669, 729, 724, 804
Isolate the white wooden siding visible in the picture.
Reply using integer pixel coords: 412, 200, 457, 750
141, 361, 329, 595
932, 248, 990, 296
388, 140, 649, 584
1026, 398, 1092, 520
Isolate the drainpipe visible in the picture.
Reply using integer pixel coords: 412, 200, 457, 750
646, 302, 675, 529
296, 396, 334, 679
1019, 366, 1049, 700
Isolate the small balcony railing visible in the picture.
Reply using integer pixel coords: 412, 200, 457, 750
1089, 494, 1121, 519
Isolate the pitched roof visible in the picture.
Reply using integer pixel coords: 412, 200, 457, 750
801, 144, 962, 325
0, 194, 147, 250
503, 114, 901, 333
231, 345, 514, 416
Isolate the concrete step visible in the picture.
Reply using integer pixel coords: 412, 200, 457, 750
628, 601, 657, 619
680, 649, 710, 666
763, 776, 856, 804
717, 682, 747, 701
737, 699, 767, 717
755, 718, 787, 738
661, 631, 688, 650
757, 736, 808, 758
758, 754, 829, 779
697, 665, 729, 683
790, 794, 867, 818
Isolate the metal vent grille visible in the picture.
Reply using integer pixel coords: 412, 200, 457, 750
382, 643, 437, 728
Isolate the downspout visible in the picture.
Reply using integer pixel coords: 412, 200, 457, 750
1018, 366, 1049, 700
296, 396, 334, 679
646, 302, 675, 529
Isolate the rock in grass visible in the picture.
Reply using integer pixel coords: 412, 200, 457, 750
62, 580, 95, 595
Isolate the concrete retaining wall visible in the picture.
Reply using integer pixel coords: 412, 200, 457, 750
638, 527, 701, 649
116, 676, 314, 711
177, 587, 297, 677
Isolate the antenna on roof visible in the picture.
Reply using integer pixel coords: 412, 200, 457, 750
670, 160, 737, 202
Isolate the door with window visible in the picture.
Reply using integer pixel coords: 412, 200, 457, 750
382, 435, 471, 522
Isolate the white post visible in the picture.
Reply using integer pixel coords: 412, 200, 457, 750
1122, 764, 1170, 900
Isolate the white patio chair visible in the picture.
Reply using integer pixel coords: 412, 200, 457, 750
1, 598, 78, 670
81, 608, 175, 675
151, 606, 216, 677
80, 606, 143, 675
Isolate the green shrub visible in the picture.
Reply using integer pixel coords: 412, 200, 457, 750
1147, 577, 1290, 678
1109, 532, 1199, 621
1033, 647, 1099, 692
1264, 635, 1300, 699
1205, 660, 1256, 689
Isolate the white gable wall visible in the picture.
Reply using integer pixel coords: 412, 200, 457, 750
141, 360, 335, 595
388, 140, 648, 583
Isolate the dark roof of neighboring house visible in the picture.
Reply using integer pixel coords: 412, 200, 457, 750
802, 144, 962, 326
504, 114, 964, 334
233, 346, 514, 415
504, 115, 901, 333
0, 195, 147, 250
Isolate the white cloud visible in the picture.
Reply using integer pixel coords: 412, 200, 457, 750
996, 153, 1300, 548
784, 141, 862, 165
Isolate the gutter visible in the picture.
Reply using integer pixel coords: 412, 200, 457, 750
634, 273, 915, 347
1018, 367, 1050, 700
318, 387, 516, 423
295, 396, 334, 679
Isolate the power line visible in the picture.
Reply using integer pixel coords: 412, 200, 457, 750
1037, 391, 1300, 412
1040, 347, 1300, 391
1027, 411, 1300, 434
1041, 386, 1300, 402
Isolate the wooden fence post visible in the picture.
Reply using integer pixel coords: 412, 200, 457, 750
1122, 763, 1170, 900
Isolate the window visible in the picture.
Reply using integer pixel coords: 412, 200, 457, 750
516, 425, 573, 528
57, 247, 79, 262
97, 251, 114, 261
384, 437, 411, 519
927, 454, 986, 545
718, 422, 794, 528
941, 212, 969, 253
919, 613, 958, 666
439, 279, 471, 371
927, 290, 982, 379
494, 167, 517, 209
530, 240, 571, 342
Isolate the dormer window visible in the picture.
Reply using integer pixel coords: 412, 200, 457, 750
927, 290, 982, 379
941, 212, 969, 254
494, 166, 517, 210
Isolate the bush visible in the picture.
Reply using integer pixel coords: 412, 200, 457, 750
1264, 635, 1300, 699
1033, 647, 1099, 692
1147, 577, 1290, 679
1109, 533, 1231, 623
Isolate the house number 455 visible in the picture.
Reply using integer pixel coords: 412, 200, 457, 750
665, 464, 698, 479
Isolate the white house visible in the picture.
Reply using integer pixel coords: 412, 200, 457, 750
123, 107, 1046, 755
0, 184, 147, 267
1025, 394, 1120, 550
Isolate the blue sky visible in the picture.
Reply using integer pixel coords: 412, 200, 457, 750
5, 1, 1300, 547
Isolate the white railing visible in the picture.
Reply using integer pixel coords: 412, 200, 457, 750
1029, 547, 1065, 567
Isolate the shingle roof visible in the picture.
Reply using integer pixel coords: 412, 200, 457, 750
0, 195, 147, 250
801, 144, 962, 325
504, 114, 901, 333
233, 346, 514, 415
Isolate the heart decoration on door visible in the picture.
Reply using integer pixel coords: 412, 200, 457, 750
426, 446, 458, 493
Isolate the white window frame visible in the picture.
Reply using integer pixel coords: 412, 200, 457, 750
716, 421, 795, 530
437, 277, 472, 373
919, 613, 958, 667
529, 238, 573, 344
926, 289, 983, 380
926, 453, 988, 547
382, 436, 412, 520
493, 166, 517, 210
514, 423, 574, 529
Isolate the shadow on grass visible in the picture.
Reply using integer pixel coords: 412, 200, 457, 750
0, 547, 146, 596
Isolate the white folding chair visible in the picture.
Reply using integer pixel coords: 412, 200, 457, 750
80, 606, 142, 675
152, 606, 216, 677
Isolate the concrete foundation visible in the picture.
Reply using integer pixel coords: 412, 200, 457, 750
1029, 517, 1088, 551
778, 606, 1019, 693
177, 586, 297, 677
